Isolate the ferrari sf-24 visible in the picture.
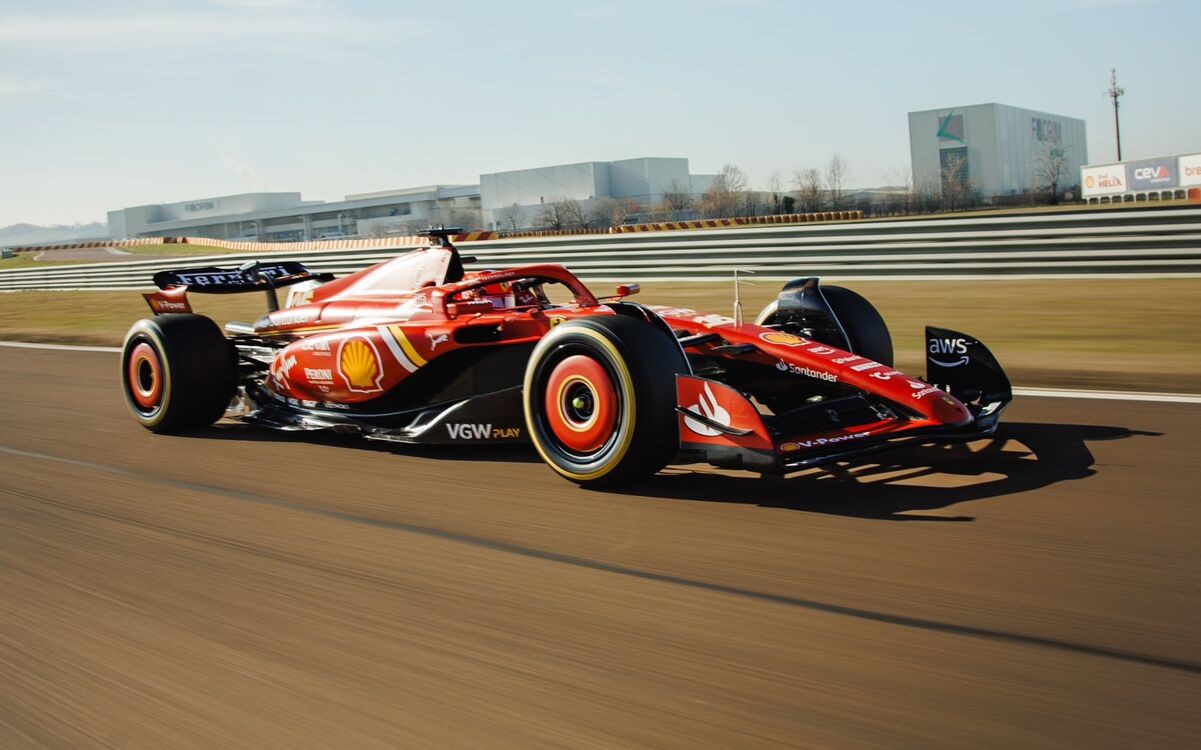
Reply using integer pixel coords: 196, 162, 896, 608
120, 228, 1011, 486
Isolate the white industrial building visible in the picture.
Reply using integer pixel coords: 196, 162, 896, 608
909, 103, 1088, 200
107, 185, 482, 242
105, 157, 716, 240
480, 157, 716, 229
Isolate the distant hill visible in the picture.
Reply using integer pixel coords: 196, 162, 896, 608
0, 223, 42, 238
0, 222, 108, 247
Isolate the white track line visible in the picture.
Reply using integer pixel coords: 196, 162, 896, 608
2, 340, 1198, 404
1, 340, 121, 353
1012, 387, 1201, 404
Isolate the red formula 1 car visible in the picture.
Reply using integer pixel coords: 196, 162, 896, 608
121, 228, 1011, 486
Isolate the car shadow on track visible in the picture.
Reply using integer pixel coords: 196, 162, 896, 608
617, 422, 1160, 522
193, 421, 1156, 521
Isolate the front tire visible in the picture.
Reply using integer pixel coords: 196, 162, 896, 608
120, 314, 236, 433
822, 285, 893, 367
523, 315, 687, 486
756, 284, 893, 367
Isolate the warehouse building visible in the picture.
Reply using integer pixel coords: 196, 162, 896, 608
105, 157, 715, 239
479, 157, 716, 229
909, 103, 1088, 201
107, 185, 482, 242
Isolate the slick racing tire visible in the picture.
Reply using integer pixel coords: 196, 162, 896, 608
757, 285, 893, 367
523, 315, 687, 487
120, 314, 236, 433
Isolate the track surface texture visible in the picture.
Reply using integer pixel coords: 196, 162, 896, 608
1, 347, 1198, 748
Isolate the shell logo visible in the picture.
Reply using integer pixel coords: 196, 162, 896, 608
338, 337, 384, 393
1085, 175, 1095, 188
760, 331, 810, 347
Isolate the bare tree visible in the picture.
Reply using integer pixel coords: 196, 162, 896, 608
825, 153, 850, 210
659, 179, 694, 215
700, 163, 750, 219
766, 170, 784, 214
747, 191, 767, 217
886, 164, 915, 215
447, 209, 482, 231
561, 199, 587, 229
535, 203, 565, 231
588, 198, 620, 229
791, 167, 823, 213
396, 218, 426, 236
588, 197, 645, 228
719, 163, 749, 193
427, 206, 482, 232
698, 191, 725, 219
915, 180, 941, 214
1033, 143, 1071, 205
938, 152, 976, 211
536, 197, 587, 231
614, 197, 642, 225
497, 203, 524, 232
364, 221, 393, 239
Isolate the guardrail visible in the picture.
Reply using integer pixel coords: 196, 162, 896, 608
2, 207, 1199, 292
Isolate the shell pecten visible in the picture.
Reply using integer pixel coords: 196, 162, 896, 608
340, 338, 379, 390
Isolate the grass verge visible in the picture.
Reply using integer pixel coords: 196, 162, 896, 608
117, 244, 251, 257
0, 255, 80, 269
0, 244, 256, 270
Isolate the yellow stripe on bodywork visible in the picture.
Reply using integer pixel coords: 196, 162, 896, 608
378, 325, 424, 373
387, 325, 428, 367
259, 324, 342, 336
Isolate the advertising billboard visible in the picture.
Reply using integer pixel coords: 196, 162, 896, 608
1127, 158, 1177, 191
1081, 165, 1126, 197
1179, 153, 1201, 188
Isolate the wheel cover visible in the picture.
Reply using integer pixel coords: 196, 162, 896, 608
127, 341, 163, 412
543, 354, 618, 454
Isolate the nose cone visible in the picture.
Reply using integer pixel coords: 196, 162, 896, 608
928, 390, 972, 425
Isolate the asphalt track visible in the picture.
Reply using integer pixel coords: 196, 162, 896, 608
1, 346, 1198, 748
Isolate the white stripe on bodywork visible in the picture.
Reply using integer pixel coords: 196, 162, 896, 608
375, 326, 418, 373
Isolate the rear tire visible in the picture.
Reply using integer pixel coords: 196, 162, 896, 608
523, 315, 687, 486
120, 314, 236, 433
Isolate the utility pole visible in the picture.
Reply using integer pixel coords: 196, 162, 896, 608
1105, 68, 1124, 161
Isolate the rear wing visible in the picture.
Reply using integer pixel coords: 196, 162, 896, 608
143, 261, 333, 315
152, 261, 330, 293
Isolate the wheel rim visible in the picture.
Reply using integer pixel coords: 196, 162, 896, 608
127, 341, 163, 413
543, 354, 618, 455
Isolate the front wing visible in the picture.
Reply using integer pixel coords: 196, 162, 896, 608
675, 374, 1006, 472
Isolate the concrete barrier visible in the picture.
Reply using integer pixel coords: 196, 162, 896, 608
2, 207, 1199, 291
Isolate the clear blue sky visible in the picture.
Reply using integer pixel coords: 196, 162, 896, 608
1, 0, 1197, 226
